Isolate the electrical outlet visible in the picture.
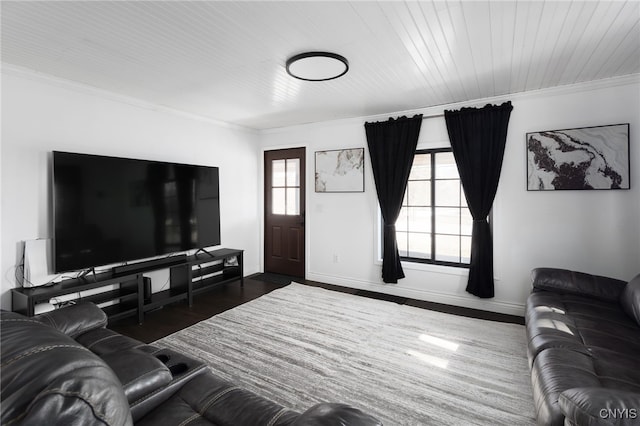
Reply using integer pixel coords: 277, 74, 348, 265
333, 254, 339, 263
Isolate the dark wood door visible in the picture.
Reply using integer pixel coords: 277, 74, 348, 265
264, 148, 305, 278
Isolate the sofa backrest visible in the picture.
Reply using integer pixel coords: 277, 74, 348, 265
0, 310, 132, 426
531, 268, 628, 302
621, 274, 640, 326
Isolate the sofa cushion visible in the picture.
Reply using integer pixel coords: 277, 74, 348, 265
530, 348, 601, 426
526, 287, 640, 426
291, 403, 383, 426
589, 347, 640, 392
0, 311, 132, 426
620, 274, 640, 326
76, 326, 148, 354
525, 291, 640, 366
135, 370, 300, 426
135, 370, 382, 426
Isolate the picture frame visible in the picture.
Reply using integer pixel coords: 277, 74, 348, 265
315, 148, 365, 193
526, 123, 630, 191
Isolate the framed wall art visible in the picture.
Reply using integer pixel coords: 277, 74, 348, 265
526, 123, 630, 191
315, 148, 365, 192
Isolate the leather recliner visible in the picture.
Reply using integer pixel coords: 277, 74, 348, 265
1, 302, 382, 426
525, 268, 640, 426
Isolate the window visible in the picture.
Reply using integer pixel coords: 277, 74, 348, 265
271, 158, 300, 215
396, 149, 471, 267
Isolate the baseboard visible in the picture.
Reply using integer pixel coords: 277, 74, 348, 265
244, 265, 260, 277
306, 271, 525, 317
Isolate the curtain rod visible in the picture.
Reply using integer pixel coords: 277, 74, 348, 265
422, 112, 444, 119
371, 112, 444, 122
421, 101, 513, 120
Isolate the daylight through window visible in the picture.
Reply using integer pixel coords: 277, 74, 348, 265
271, 158, 300, 215
396, 149, 471, 267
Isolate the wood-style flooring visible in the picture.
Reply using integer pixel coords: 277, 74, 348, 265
108, 274, 524, 344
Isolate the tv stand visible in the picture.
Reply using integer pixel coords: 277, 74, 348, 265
12, 248, 244, 324
193, 248, 215, 259
77, 267, 97, 280
169, 248, 243, 307
112, 254, 187, 276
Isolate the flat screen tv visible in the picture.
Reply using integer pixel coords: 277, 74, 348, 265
52, 151, 221, 273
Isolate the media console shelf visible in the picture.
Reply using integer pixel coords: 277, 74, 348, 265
12, 248, 244, 324
159, 248, 244, 310
12, 272, 144, 323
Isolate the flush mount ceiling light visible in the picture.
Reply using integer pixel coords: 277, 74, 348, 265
286, 52, 349, 82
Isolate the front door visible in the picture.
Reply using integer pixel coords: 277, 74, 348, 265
264, 148, 306, 278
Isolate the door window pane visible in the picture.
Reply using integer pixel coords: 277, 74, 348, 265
286, 159, 300, 186
272, 188, 285, 215
272, 160, 286, 187
286, 188, 300, 215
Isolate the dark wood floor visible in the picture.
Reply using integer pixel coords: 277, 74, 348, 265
109, 274, 524, 343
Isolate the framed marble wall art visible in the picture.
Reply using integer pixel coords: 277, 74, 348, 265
315, 148, 365, 192
526, 123, 630, 191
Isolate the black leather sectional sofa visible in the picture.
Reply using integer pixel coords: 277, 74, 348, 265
525, 268, 640, 425
1, 302, 381, 426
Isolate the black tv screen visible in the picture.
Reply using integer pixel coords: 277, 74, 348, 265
53, 151, 221, 273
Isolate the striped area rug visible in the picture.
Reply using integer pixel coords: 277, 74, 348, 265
155, 282, 535, 425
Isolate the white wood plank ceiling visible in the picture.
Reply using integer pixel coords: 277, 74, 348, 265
2, 1, 639, 130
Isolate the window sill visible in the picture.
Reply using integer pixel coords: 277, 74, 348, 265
403, 260, 470, 276
374, 258, 470, 277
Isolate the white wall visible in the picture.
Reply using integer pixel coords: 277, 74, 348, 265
0, 68, 261, 310
259, 75, 640, 316
3, 67, 638, 316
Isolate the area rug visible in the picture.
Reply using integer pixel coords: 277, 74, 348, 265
155, 283, 535, 425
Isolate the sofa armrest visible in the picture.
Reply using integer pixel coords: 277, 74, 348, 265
531, 268, 627, 303
559, 387, 640, 426
292, 403, 382, 426
35, 301, 107, 337
0, 310, 132, 426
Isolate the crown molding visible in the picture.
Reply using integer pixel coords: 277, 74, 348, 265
4, 62, 637, 136
1, 63, 259, 135
261, 73, 640, 134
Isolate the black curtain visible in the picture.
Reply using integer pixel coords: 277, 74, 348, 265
365, 115, 422, 283
444, 102, 512, 298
